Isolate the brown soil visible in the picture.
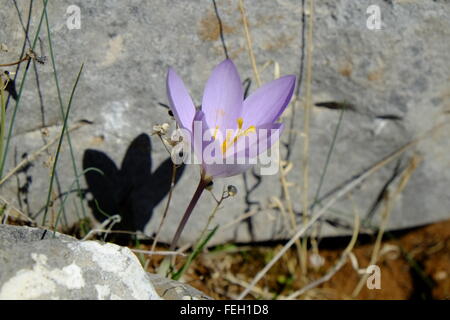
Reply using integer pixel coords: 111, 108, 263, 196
6, 214, 448, 299
144, 219, 450, 300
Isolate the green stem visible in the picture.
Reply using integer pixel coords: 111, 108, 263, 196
44, 3, 88, 220
0, 0, 49, 178
42, 63, 84, 226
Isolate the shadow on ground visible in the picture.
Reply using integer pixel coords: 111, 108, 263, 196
82, 133, 184, 238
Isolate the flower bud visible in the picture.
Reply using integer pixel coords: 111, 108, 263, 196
227, 185, 237, 197
205, 180, 214, 191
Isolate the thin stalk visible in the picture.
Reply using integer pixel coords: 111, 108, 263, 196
52, 167, 102, 237
0, 55, 33, 67
300, 0, 315, 278
212, 0, 229, 59
172, 225, 219, 281
310, 108, 345, 258
169, 177, 209, 251
0, 0, 49, 178
236, 125, 438, 299
312, 109, 345, 204
172, 186, 231, 280
44, 3, 88, 220
42, 63, 84, 226
0, 78, 6, 165
239, 0, 261, 87
149, 162, 178, 264
0, 121, 87, 186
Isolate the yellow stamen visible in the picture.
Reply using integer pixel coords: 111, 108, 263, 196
215, 117, 257, 154
237, 117, 244, 130
222, 125, 256, 154
245, 125, 256, 135
212, 125, 219, 140
222, 129, 234, 154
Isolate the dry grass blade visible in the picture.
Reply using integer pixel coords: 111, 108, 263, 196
269, 196, 291, 233
220, 208, 258, 231
279, 161, 303, 266
82, 214, 121, 241
0, 195, 34, 224
0, 121, 88, 186
149, 162, 178, 264
224, 273, 288, 300
237, 122, 447, 300
287, 213, 360, 299
351, 154, 421, 297
130, 249, 186, 257
238, 0, 261, 87
300, 0, 315, 278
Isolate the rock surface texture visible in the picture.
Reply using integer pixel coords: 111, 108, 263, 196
0, 224, 210, 300
0, 1, 448, 245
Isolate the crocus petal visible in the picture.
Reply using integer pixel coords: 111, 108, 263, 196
201, 59, 243, 132
167, 68, 196, 131
192, 110, 253, 179
233, 122, 284, 160
191, 110, 209, 162
206, 123, 284, 178
242, 75, 296, 126
202, 162, 253, 179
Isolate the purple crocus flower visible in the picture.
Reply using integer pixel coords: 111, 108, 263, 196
164, 59, 295, 250
167, 59, 296, 180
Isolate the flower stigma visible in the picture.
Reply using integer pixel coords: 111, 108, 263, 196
220, 117, 256, 154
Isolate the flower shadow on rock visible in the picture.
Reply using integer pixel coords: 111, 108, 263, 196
82, 133, 184, 241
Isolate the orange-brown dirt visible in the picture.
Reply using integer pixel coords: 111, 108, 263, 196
5, 215, 448, 299
144, 219, 449, 300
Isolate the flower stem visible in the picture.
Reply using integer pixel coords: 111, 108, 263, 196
169, 177, 209, 250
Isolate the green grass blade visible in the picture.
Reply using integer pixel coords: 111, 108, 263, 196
172, 225, 219, 281
0, 0, 49, 177
52, 167, 103, 237
43, 2, 88, 221
312, 109, 345, 205
42, 63, 84, 226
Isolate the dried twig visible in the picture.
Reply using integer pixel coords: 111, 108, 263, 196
279, 161, 303, 265
238, 0, 261, 87
220, 208, 258, 231
130, 248, 186, 257
82, 214, 121, 241
0, 121, 88, 186
351, 155, 421, 297
0, 48, 45, 67
225, 273, 288, 300
287, 213, 360, 299
149, 161, 178, 263
237, 122, 446, 299
300, 0, 315, 278
0, 195, 35, 224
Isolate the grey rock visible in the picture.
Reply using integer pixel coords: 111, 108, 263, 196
147, 273, 212, 300
0, 224, 209, 300
0, 0, 448, 246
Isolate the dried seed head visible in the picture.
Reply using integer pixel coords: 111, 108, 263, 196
227, 185, 237, 197
152, 123, 170, 136
36, 55, 47, 64
43, 156, 55, 169
41, 127, 50, 137
205, 180, 214, 191
167, 129, 183, 147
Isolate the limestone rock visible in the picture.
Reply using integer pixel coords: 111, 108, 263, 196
0, 0, 448, 245
0, 224, 209, 300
